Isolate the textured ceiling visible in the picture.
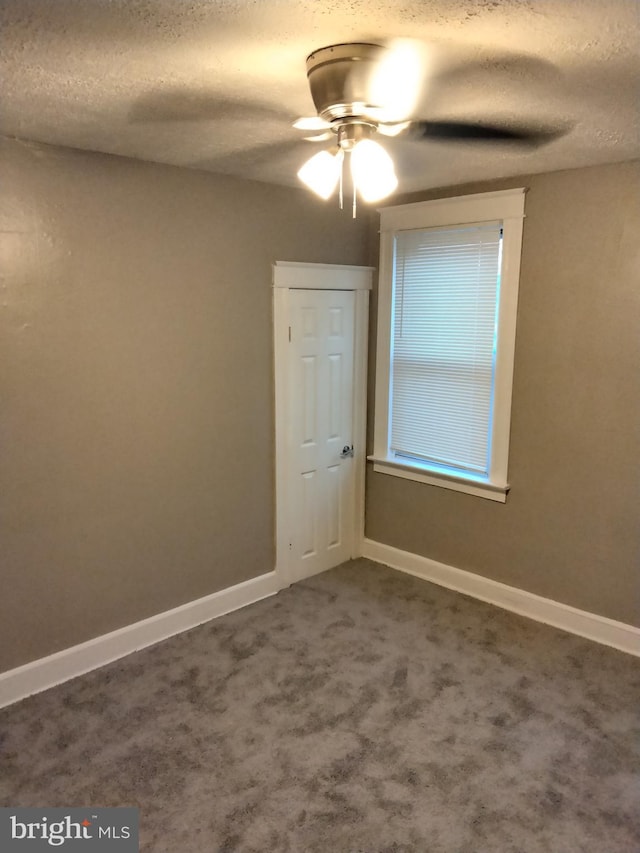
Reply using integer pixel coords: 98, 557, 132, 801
1, 0, 638, 193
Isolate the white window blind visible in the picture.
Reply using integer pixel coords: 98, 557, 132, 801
390, 223, 503, 477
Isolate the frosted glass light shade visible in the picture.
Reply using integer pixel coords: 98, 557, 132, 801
297, 150, 341, 199
350, 139, 398, 202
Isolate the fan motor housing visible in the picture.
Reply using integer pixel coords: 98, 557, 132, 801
306, 43, 386, 122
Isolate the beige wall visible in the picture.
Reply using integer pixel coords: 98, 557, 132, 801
365, 161, 640, 627
3, 140, 637, 674
0, 137, 369, 672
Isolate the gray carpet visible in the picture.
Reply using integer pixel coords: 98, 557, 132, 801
1, 559, 639, 852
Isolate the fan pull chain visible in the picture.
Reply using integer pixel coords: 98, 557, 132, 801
352, 157, 357, 219
336, 148, 344, 210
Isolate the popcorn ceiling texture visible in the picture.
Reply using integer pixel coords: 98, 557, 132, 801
1, 560, 639, 852
0, 0, 638, 192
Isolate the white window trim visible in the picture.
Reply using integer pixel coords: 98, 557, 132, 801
370, 188, 526, 503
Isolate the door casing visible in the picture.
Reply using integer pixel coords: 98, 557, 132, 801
273, 261, 373, 588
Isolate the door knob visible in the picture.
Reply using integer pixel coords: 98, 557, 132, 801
340, 445, 354, 458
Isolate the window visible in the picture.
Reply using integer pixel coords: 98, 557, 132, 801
371, 188, 525, 502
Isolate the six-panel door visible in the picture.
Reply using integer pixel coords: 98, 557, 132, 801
288, 289, 356, 582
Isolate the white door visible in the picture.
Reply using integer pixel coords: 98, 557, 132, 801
287, 288, 356, 583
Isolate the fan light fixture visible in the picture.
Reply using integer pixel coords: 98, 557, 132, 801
297, 149, 343, 200
294, 41, 569, 215
297, 121, 398, 214
295, 45, 406, 215
350, 139, 397, 202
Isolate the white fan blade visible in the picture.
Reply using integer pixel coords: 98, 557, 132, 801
303, 132, 333, 142
293, 116, 331, 131
377, 121, 411, 137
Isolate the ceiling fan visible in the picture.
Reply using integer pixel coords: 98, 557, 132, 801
293, 41, 567, 213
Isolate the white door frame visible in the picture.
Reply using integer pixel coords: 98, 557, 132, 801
273, 261, 373, 588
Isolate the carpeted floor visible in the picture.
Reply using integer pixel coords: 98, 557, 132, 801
1, 559, 639, 852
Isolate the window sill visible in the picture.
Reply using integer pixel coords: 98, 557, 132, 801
368, 455, 509, 503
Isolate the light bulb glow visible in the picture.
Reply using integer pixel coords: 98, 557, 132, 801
350, 140, 398, 202
368, 39, 425, 123
297, 150, 342, 199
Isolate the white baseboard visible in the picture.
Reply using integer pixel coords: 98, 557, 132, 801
0, 571, 279, 709
3, 547, 636, 710
362, 539, 640, 657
